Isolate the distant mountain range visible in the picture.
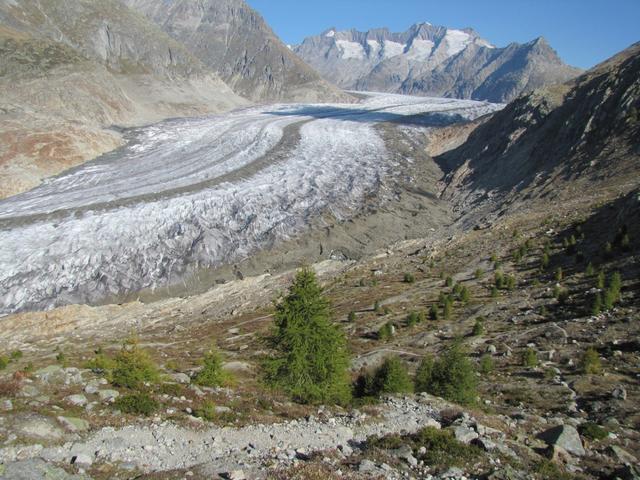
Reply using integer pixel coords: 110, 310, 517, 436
294, 23, 583, 103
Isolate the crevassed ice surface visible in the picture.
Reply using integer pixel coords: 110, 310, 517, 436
0, 94, 503, 314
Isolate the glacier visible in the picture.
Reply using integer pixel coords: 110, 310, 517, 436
0, 94, 502, 314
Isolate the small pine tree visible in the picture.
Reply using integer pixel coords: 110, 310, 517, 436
494, 271, 504, 289
490, 286, 499, 298
443, 297, 453, 320
407, 311, 420, 327
541, 253, 550, 270
522, 348, 538, 368
471, 319, 484, 336
445, 276, 454, 288
111, 338, 160, 389
429, 304, 439, 321
620, 234, 631, 251
460, 286, 471, 304
378, 322, 395, 341
479, 355, 494, 375
372, 357, 413, 394
373, 300, 382, 313
415, 343, 477, 405
194, 344, 231, 387
596, 270, 606, 289
348, 311, 356, 322
403, 273, 416, 284
555, 267, 563, 282
581, 348, 602, 375
585, 262, 595, 276
591, 292, 602, 315
474, 268, 484, 279
505, 275, 516, 291
265, 269, 351, 405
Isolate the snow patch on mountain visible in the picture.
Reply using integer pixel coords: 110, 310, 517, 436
444, 29, 472, 56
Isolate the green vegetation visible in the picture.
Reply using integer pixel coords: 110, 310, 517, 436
10, 350, 22, 361
403, 272, 415, 284
555, 267, 563, 282
479, 355, 494, 374
265, 269, 351, 405
522, 348, 538, 368
490, 286, 499, 298
378, 322, 395, 341
442, 297, 453, 320
471, 319, 484, 336
348, 311, 356, 322
0, 355, 8, 370
591, 292, 602, 315
111, 338, 160, 389
459, 286, 471, 304
415, 343, 477, 405
596, 270, 605, 289
474, 268, 484, 279
429, 304, 439, 321
534, 459, 573, 480
445, 276, 454, 288
373, 300, 382, 313
541, 252, 550, 269
194, 400, 217, 422
193, 344, 232, 388
603, 271, 622, 310
372, 356, 413, 394
114, 392, 159, 416
581, 347, 602, 375
85, 352, 116, 375
414, 427, 482, 470
578, 422, 608, 441
406, 311, 425, 327
585, 262, 594, 276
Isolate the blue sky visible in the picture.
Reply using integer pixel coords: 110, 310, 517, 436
246, 0, 640, 69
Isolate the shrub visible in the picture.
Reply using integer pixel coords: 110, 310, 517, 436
490, 286, 499, 298
347, 311, 356, 322
596, 270, 605, 289
591, 292, 602, 315
474, 268, 484, 279
471, 319, 484, 336
620, 233, 630, 251
111, 338, 160, 389
585, 262, 594, 276
0, 355, 8, 370
265, 269, 351, 405
429, 304, 439, 321
541, 253, 550, 269
373, 300, 381, 313
413, 426, 482, 469
371, 356, 413, 395
578, 422, 608, 441
85, 353, 116, 375
415, 343, 477, 405
442, 297, 453, 320
158, 382, 185, 397
407, 312, 424, 327
479, 355, 494, 374
460, 286, 471, 304
555, 267, 563, 282
403, 273, 415, 284
581, 348, 602, 374
114, 392, 159, 416
556, 288, 569, 304
193, 344, 231, 388
194, 400, 217, 421
445, 276, 454, 288
494, 272, 504, 289
55, 352, 68, 368
522, 348, 538, 368
10, 350, 22, 361
505, 275, 516, 291
378, 322, 395, 341
604, 271, 623, 310
0, 378, 21, 397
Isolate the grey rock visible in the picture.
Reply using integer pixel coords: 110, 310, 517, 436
97, 390, 120, 403
71, 453, 93, 468
612, 386, 628, 400
221, 471, 246, 480
64, 394, 88, 407
610, 445, 638, 465
57, 416, 90, 433
1, 399, 13, 411
14, 415, 65, 441
170, 373, 191, 384
358, 459, 378, 473
537, 424, 585, 457
0, 458, 87, 479
453, 425, 479, 444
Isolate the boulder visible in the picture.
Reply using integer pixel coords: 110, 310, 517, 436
612, 386, 628, 400
453, 425, 479, 444
97, 390, 120, 403
57, 416, 90, 433
537, 424, 585, 457
64, 394, 88, 407
170, 373, 191, 384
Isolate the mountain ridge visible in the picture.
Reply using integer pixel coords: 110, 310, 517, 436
295, 23, 582, 103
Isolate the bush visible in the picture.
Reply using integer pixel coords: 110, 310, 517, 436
378, 322, 395, 341
373, 300, 382, 313
114, 392, 159, 416
474, 268, 484, 279
193, 400, 217, 421
265, 269, 351, 405
555, 267, 563, 282
494, 272, 504, 289
413, 427, 482, 469
578, 422, 608, 441
415, 343, 477, 405
460, 286, 471, 304
581, 348, 602, 374
505, 275, 516, 291
403, 273, 415, 284
111, 338, 160, 389
193, 344, 231, 388
596, 270, 605, 289
347, 311, 356, 322
406, 311, 422, 327
0, 355, 8, 370
479, 355, 494, 374
371, 356, 413, 395
541, 253, 550, 269
85, 353, 116, 375
442, 297, 453, 320
603, 272, 622, 310
585, 262, 594, 276
591, 292, 602, 315
10, 350, 22, 361
445, 276, 454, 288
471, 319, 484, 336
522, 348, 538, 368
429, 304, 439, 321
490, 286, 499, 298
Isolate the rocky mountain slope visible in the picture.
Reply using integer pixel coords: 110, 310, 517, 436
121, 0, 349, 103
439, 41, 640, 225
0, 0, 247, 198
295, 23, 582, 102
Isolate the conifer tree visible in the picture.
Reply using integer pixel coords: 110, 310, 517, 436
265, 269, 351, 404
